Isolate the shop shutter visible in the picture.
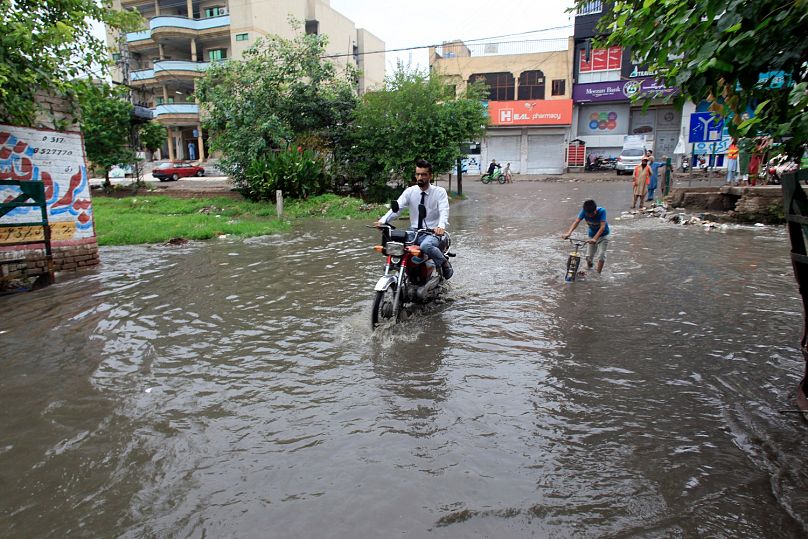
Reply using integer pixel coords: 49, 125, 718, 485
486, 136, 521, 172
527, 135, 565, 174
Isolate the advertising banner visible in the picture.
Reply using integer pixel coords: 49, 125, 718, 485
577, 104, 631, 135
488, 99, 573, 126
573, 78, 679, 103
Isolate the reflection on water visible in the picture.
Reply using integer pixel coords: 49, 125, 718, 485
1, 181, 807, 537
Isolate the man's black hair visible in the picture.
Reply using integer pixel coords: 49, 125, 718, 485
583, 199, 597, 213
415, 159, 433, 173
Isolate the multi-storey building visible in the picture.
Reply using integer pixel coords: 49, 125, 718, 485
571, 0, 689, 161
107, 0, 385, 162
430, 38, 574, 175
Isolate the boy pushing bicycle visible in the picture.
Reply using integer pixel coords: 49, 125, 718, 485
562, 199, 610, 274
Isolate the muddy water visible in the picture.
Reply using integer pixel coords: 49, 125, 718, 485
1, 180, 807, 537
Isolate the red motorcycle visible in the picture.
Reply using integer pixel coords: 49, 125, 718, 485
369, 202, 453, 328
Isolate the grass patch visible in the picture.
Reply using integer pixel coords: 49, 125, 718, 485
92, 194, 386, 246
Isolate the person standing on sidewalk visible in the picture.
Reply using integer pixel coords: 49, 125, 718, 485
647, 156, 668, 203
632, 157, 651, 209
726, 138, 739, 185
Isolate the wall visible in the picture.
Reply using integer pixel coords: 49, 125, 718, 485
0, 120, 100, 286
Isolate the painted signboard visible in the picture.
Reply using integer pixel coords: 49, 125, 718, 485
572, 78, 679, 103
0, 126, 94, 244
488, 99, 573, 126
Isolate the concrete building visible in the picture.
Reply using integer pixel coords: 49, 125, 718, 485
107, 0, 385, 162
430, 37, 574, 175
571, 1, 690, 162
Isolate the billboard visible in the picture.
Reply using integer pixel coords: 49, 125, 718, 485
488, 99, 573, 126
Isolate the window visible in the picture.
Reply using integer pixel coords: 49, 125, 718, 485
518, 70, 545, 100
469, 72, 515, 101
305, 19, 319, 35
551, 79, 566, 96
235, 33, 248, 41
208, 49, 226, 61
576, 1, 603, 15
155, 97, 175, 105
204, 6, 225, 17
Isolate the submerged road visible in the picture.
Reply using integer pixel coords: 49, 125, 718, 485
1, 179, 807, 537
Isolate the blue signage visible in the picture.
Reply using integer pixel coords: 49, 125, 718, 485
688, 112, 724, 143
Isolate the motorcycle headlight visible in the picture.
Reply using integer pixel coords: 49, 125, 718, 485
385, 241, 404, 256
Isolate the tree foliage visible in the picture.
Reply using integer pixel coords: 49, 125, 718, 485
195, 24, 358, 187
576, 0, 807, 151
138, 121, 167, 152
78, 84, 135, 183
0, 0, 142, 126
341, 65, 488, 200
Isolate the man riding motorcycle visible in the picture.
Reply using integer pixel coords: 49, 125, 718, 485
376, 159, 453, 280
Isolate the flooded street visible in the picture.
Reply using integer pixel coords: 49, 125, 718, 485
2, 179, 807, 537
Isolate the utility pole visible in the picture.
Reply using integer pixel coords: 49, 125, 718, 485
116, 31, 144, 188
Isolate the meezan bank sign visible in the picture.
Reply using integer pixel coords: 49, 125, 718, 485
573, 78, 679, 104
488, 99, 573, 127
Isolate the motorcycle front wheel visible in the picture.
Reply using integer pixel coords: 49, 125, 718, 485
498, 175, 506, 184
371, 285, 400, 328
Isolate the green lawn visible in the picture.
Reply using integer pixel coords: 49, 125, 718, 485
92, 194, 386, 246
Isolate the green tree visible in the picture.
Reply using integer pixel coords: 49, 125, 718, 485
138, 121, 167, 159
0, 0, 142, 126
574, 0, 807, 152
78, 84, 135, 187
195, 23, 358, 189
341, 65, 488, 200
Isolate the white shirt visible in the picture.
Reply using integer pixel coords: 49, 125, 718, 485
380, 184, 449, 230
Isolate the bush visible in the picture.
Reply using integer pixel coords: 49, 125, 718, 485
242, 149, 327, 201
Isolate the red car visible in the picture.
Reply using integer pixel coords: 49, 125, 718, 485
152, 162, 205, 181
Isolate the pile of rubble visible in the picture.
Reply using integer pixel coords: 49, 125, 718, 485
614, 203, 734, 230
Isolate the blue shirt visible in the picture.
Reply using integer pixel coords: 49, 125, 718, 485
649, 162, 665, 189
578, 207, 610, 238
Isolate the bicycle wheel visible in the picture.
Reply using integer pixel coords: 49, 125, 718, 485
565, 254, 581, 282
481, 174, 491, 184
498, 175, 506, 184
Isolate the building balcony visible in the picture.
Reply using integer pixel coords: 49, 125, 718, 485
153, 103, 200, 126
131, 61, 212, 86
126, 15, 230, 47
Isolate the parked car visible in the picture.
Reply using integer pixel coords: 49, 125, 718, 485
152, 162, 205, 181
615, 147, 647, 175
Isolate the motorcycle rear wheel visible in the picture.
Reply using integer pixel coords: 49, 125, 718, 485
481, 174, 491, 184
371, 285, 400, 328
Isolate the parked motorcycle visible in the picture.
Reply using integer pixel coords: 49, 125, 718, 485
369, 201, 454, 328
585, 156, 617, 171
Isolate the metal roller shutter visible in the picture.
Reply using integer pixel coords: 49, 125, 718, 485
527, 135, 565, 174
486, 136, 520, 172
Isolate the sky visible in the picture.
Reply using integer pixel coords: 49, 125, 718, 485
91, 0, 576, 75
329, 0, 575, 74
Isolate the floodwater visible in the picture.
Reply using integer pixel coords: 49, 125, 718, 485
2, 180, 807, 538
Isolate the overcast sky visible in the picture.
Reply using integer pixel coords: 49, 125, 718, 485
92, 0, 575, 75
329, 0, 575, 74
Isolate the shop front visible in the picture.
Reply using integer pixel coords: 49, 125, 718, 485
483, 99, 573, 175
573, 78, 680, 159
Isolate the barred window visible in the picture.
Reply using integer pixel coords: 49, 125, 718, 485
518, 70, 546, 100
469, 72, 515, 101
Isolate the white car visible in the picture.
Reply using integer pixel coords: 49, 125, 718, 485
615, 147, 647, 175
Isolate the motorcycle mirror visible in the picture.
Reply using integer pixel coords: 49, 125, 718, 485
418, 204, 427, 221
390, 200, 399, 213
